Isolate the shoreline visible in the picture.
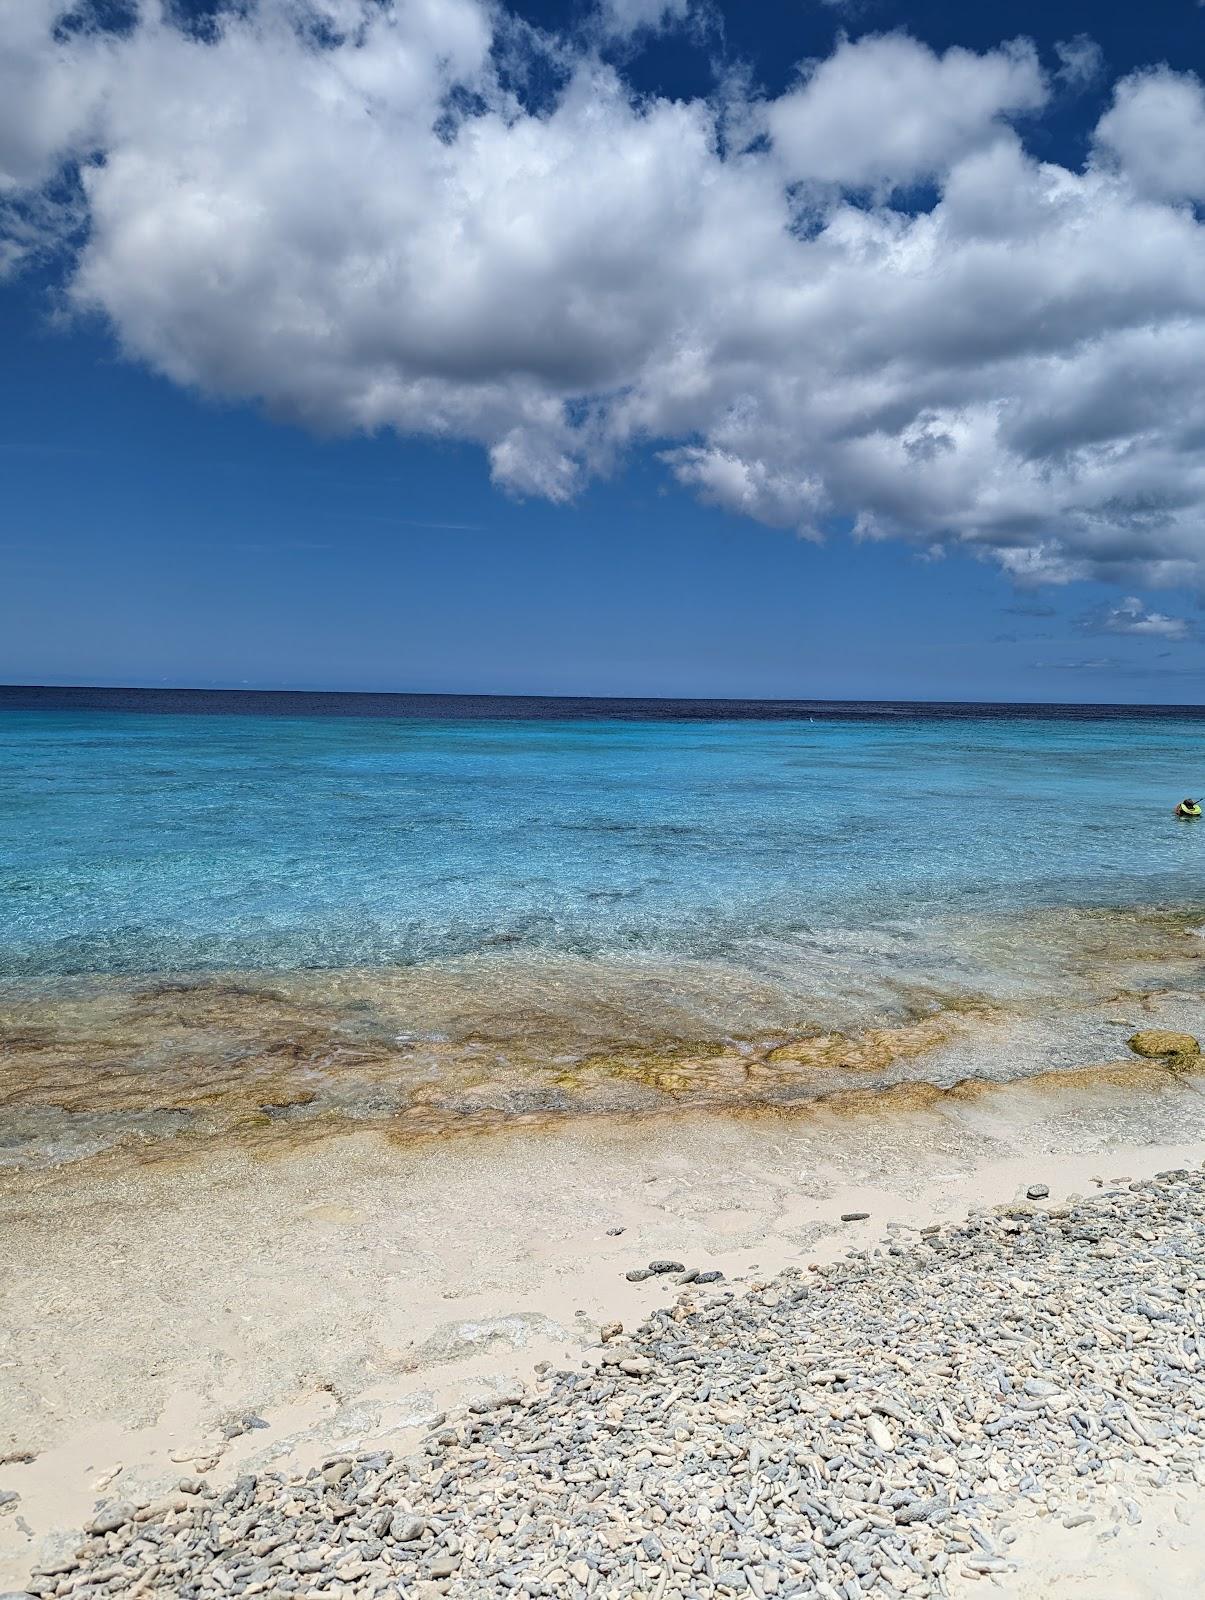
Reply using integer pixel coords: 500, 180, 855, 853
6, 1069, 1205, 1591
6, 925, 1205, 1176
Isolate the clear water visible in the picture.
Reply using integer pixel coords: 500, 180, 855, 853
7, 690, 1205, 1168
1, 691, 1203, 982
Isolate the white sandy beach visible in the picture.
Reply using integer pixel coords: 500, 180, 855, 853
6, 1059, 1205, 1595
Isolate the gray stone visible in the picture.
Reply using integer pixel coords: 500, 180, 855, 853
84, 1504, 134, 1535
23, 1174, 1205, 1600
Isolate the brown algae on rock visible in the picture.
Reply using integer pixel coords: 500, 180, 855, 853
1128, 1028, 1201, 1068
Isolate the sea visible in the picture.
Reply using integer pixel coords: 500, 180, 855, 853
4, 687, 1205, 1167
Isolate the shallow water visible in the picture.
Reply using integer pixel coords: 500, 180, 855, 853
4, 691, 1205, 1166
4, 693, 1205, 972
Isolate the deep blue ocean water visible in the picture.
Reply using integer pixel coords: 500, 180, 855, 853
2, 688, 1204, 985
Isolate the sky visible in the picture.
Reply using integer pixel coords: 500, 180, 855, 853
3, 0, 1205, 700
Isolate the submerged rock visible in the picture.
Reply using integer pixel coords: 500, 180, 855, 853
1128, 1029, 1200, 1063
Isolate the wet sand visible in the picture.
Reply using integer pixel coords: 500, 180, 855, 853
6, 1049, 1205, 1589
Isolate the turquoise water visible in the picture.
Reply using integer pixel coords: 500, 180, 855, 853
7, 693, 1205, 1169
2, 695, 1203, 982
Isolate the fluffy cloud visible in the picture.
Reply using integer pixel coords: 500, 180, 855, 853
1094, 66, 1205, 202
668, 447, 828, 537
5, 5, 1205, 593
765, 34, 1047, 190
0, 0, 109, 193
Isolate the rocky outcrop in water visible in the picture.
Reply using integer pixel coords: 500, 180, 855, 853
1128, 1029, 1200, 1067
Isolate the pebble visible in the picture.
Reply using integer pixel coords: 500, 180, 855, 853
841, 1212, 871, 1222
83, 1504, 133, 1535
866, 1416, 895, 1452
28, 1170, 1205, 1599
221, 1413, 269, 1439
1027, 1185, 1051, 1201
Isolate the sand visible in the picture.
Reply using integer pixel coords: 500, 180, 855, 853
962, 1489, 1205, 1598
6, 1059, 1205, 1592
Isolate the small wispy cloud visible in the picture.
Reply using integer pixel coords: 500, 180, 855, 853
1031, 654, 1205, 679
1054, 35, 1104, 90
1080, 595, 1194, 641
596, 0, 691, 40
1033, 657, 1123, 672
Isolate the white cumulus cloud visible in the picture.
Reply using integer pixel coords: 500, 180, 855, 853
1094, 66, 1205, 203
765, 33, 1047, 191
4, 4, 1205, 596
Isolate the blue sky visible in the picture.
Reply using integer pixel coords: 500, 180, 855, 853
3, 0, 1205, 700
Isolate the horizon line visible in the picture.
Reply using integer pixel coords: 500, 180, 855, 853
3, 682, 1205, 712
